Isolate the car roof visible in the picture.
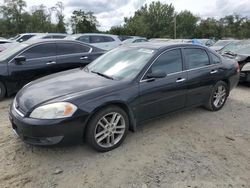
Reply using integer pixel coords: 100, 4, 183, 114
20, 39, 94, 47
71, 33, 118, 37
125, 42, 207, 51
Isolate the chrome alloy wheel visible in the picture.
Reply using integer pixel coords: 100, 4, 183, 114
94, 112, 126, 148
213, 85, 227, 108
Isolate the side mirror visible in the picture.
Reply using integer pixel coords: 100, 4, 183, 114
146, 70, 166, 80
14, 56, 26, 65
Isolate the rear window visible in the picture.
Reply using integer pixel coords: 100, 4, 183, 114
57, 43, 90, 55
184, 48, 210, 69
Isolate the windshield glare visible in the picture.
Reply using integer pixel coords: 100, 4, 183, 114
87, 47, 155, 80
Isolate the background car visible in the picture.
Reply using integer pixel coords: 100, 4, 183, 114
66, 33, 122, 50
210, 40, 236, 51
9, 43, 239, 152
10, 33, 43, 42
0, 39, 105, 100
28, 33, 68, 40
0, 37, 12, 44
121, 37, 148, 45
220, 40, 250, 86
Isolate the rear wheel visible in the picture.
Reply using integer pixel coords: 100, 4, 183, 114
0, 81, 6, 101
86, 106, 129, 152
205, 81, 228, 111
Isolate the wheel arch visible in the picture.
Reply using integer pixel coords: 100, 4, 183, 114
83, 101, 137, 138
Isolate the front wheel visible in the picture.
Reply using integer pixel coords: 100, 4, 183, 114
205, 81, 229, 111
86, 106, 129, 152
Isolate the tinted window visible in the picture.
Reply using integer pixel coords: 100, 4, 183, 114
184, 48, 210, 69
134, 39, 148, 43
42, 35, 52, 39
17, 35, 34, 42
21, 43, 56, 59
78, 36, 90, 43
210, 53, 221, 64
103, 36, 115, 42
52, 35, 66, 39
90, 36, 105, 43
57, 43, 90, 55
150, 49, 183, 75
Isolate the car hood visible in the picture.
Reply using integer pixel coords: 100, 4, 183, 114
16, 69, 117, 113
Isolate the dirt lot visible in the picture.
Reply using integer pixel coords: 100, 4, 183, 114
0, 85, 249, 188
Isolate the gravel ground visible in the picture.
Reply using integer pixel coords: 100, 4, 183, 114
0, 85, 249, 188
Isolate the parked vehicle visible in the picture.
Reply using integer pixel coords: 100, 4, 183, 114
0, 38, 12, 44
9, 43, 239, 152
197, 39, 215, 47
66, 33, 122, 50
10, 33, 43, 43
0, 43, 13, 52
0, 40, 104, 100
210, 40, 236, 51
28, 33, 68, 40
121, 37, 148, 45
220, 40, 250, 85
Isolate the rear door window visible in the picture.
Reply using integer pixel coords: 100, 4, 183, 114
57, 43, 90, 55
21, 43, 56, 59
184, 48, 210, 69
78, 36, 90, 43
90, 36, 105, 43
210, 53, 221, 64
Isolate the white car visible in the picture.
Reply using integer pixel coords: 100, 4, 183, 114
66, 33, 122, 50
121, 37, 148, 45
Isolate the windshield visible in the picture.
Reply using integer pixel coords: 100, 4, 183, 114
86, 47, 156, 80
214, 40, 232, 46
12, 34, 21, 40
0, 43, 28, 61
220, 40, 250, 55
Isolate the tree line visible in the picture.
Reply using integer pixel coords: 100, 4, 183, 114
1, 0, 250, 39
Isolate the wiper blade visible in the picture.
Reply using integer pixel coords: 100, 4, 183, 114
91, 71, 114, 80
223, 51, 237, 56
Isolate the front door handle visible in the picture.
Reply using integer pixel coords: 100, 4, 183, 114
46, 61, 56, 65
210, 70, 218, 74
176, 78, 186, 83
80, 56, 89, 60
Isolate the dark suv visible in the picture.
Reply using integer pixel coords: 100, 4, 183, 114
0, 40, 105, 100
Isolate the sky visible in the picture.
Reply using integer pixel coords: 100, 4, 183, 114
1, 0, 250, 31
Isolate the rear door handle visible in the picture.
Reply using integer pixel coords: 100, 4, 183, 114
80, 56, 89, 60
176, 78, 186, 83
210, 70, 218, 74
46, 61, 56, 65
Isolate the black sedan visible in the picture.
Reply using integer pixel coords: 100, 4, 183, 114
9, 43, 239, 152
0, 40, 104, 100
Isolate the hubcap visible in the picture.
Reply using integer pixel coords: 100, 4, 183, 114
94, 112, 126, 148
213, 85, 227, 108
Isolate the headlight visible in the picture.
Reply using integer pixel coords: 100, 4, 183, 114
30, 102, 77, 119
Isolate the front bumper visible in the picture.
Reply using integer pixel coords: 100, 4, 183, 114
9, 105, 88, 145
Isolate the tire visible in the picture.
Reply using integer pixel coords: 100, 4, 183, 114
86, 105, 129, 152
0, 81, 6, 101
205, 81, 229, 111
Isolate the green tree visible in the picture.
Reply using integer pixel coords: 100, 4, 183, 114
176, 10, 198, 38
123, 2, 176, 38
70, 10, 98, 33
0, 0, 27, 35
54, 2, 66, 33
